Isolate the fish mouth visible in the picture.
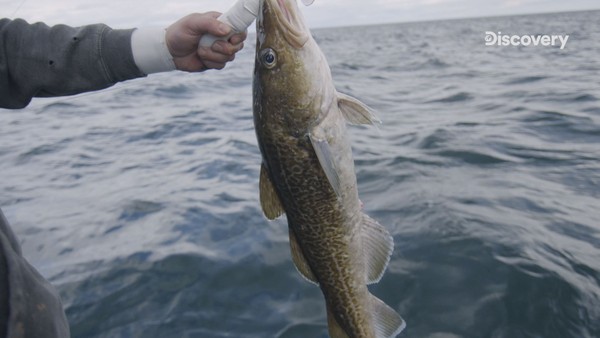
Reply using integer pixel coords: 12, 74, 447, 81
264, 0, 310, 48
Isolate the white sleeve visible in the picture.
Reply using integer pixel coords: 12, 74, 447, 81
131, 27, 176, 75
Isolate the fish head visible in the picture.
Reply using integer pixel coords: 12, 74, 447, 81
258, 0, 310, 50
254, 0, 336, 132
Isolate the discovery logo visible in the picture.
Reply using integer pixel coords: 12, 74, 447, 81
485, 31, 570, 49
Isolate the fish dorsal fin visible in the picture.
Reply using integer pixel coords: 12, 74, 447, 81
361, 214, 394, 284
326, 303, 350, 338
259, 163, 285, 220
308, 134, 342, 199
370, 294, 406, 337
337, 92, 381, 125
289, 228, 318, 285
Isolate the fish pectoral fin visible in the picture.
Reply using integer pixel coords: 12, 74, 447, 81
289, 228, 318, 285
362, 214, 394, 284
326, 303, 350, 338
370, 294, 406, 338
260, 163, 285, 220
309, 134, 342, 199
337, 92, 381, 125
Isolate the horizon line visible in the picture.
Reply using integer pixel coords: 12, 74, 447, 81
307, 7, 600, 31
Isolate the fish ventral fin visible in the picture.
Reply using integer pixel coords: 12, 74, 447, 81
259, 163, 285, 220
289, 228, 318, 285
308, 134, 342, 199
370, 294, 406, 337
337, 92, 381, 125
362, 213, 394, 284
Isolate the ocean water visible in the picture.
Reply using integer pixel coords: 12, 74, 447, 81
1, 9, 600, 338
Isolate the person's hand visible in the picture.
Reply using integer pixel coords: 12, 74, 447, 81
166, 12, 247, 72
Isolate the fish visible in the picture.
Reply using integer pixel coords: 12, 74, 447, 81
252, 0, 406, 337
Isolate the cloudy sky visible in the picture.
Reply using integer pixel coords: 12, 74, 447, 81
2, 0, 598, 29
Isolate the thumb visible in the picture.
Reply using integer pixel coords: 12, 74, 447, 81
186, 12, 232, 38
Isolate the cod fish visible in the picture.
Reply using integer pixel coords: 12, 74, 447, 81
253, 0, 406, 337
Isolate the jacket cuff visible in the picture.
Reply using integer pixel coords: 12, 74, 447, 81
100, 27, 146, 82
131, 27, 176, 75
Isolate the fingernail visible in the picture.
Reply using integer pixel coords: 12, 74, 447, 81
231, 42, 243, 53
230, 36, 242, 45
212, 43, 223, 53
218, 23, 231, 35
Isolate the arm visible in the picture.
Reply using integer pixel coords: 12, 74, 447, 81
0, 14, 246, 109
0, 18, 144, 109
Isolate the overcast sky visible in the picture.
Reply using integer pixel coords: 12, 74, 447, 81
2, 0, 599, 30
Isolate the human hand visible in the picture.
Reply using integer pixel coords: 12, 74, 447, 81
166, 12, 247, 72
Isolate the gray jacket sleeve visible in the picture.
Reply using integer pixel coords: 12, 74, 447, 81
0, 18, 146, 109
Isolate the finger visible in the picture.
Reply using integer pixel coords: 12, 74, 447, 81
198, 46, 236, 64
203, 60, 227, 70
184, 12, 231, 38
229, 31, 248, 45
212, 41, 244, 56
206, 54, 235, 70
204, 11, 221, 19
172, 54, 207, 72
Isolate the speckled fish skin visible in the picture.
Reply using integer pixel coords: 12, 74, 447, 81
253, 0, 405, 337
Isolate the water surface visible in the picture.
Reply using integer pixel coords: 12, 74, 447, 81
1, 10, 600, 338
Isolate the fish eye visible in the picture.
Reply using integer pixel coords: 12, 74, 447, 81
261, 48, 277, 69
